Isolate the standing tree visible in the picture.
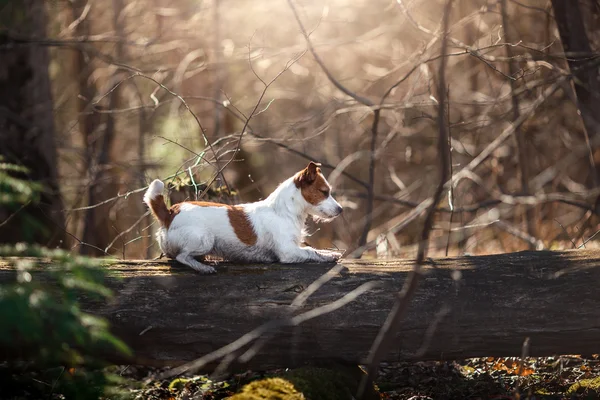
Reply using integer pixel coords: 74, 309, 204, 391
77, 0, 124, 256
0, 1, 65, 247
551, 0, 600, 183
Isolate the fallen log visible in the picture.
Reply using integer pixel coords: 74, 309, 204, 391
1, 249, 600, 371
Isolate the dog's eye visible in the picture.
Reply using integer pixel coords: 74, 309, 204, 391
320, 189, 330, 196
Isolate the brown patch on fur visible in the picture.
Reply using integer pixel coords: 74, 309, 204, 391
293, 161, 321, 188
227, 206, 258, 246
166, 201, 257, 246
294, 162, 330, 206
181, 201, 229, 208
300, 174, 330, 205
149, 199, 229, 230
148, 195, 172, 228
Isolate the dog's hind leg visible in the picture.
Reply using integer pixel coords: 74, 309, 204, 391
169, 228, 216, 274
175, 252, 216, 274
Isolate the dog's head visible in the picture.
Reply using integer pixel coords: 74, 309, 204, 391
293, 162, 343, 221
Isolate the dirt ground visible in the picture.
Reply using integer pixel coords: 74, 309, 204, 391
119, 356, 600, 399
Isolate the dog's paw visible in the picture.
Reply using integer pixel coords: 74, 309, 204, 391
190, 264, 217, 274
316, 249, 343, 262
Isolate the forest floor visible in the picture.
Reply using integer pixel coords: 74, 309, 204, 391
118, 355, 600, 399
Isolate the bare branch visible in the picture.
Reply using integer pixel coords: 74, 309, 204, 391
341, 190, 597, 214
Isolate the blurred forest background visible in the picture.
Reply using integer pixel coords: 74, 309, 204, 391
1, 0, 600, 260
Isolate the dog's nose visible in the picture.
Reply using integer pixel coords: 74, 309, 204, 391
336, 205, 343, 214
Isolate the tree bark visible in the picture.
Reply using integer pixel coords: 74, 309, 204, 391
0, 1, 65, 247
551, 0, 600, 182
70, 0, 103, 255
500, 0, 535, 248
75, 0, 123, 256
2, 250, 600, 370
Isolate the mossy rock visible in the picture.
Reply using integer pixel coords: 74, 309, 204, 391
228, 377, 305, 400
229, 365, 379, 400
567, 377, 600, 399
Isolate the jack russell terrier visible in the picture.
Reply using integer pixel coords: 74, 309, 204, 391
143, 162, 344, 273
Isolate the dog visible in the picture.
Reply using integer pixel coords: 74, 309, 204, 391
143, 162, 344, 273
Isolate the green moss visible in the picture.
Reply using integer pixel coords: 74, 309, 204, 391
567, 377, 600, 399
228, 377, 304, 400
229, 366, 380, 400
168, 377, 190, 391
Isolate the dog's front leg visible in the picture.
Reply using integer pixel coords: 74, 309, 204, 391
276, 243, 340, 263
314, 248, 344, 260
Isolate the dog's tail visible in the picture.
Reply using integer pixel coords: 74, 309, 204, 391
143, 179, 171, 228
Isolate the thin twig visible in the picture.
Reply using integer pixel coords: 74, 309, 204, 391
197, 49, 307, 199
131, 72, 230, 192
514, 337, 531, 398
0, 201, 30, 228
104, 210, 151, 254
445, 85, 453, 257
496, 219, 545, 250
357, 108, 380, 251
287, 0, 374, 107
553, 219, 578, 249
249, 130, 368, 188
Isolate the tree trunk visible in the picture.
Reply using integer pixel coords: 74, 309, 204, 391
2, 250, 600, 371
0, 1, 65, 247
75, 0, 123, 256
500, 0, 535, 248
551, 0, 600, 182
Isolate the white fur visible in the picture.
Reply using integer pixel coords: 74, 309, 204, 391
143, 179, 164, 204
143, 174, 343, 274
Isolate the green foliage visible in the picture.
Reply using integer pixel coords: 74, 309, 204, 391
0, 161, 42, 205
0, 157, 47, 241
0, 245, 132, 399
0, 245, 129, 365
0, 160, 132, 399
0, 364, 132, 400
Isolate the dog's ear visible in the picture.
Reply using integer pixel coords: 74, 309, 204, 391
295, 161, 322, 187
306, 161, 321, 180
